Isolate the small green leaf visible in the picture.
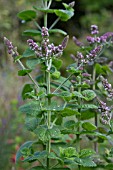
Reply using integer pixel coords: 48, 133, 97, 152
23, 29, 41, 36
79, 104, 98, 109
18, 69, 32, 76
64, 120, 76, 129
74, 157, 97, 167
82, 90, 96, 101
22, 48, 35, 58
80, 149, 96, 158
33, 7, 55, 13
49, 29, 67, 35
17, 10, 36, 21
82, 122, 97, 131
52, 58, 63, 70
22, 83, 34, 100
60, 108, 80, 117
16, 141, 34, 162
25, 117, 39, 131
72, 91, 84, 98
54, 9, 74, 21
51, 71, 61, 79
26, 58, 40, 69
34, 126, 50, 142
60, 147, 79, 158
49, 126, 61, 139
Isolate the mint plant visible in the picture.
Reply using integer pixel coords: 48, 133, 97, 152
4, 0, 113, 170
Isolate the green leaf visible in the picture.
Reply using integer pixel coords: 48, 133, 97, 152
16, 141, 34, 162
33, 7, 55, 13
64, 120, 76, 129
25, 117, 39, 131
79, 104, 98, 109
72, 91, 84, 99
60, 107, 80, 117
60, 147, 79, 158
82, 122, 97, 131
19, 101, 41, 116
51, 71, 61, 79
26, 58, 40, 69
22, 48, 35, 58
17, 10, 36, 21
34, 126, 50, 142
22, 84, 34, 100
56, 91, 72, 102
74, 157, 97, 167
52, 58, 63, 70
54, 9, 74, 21
82, 90, 96, 101
49, 126, 61, 139
23, 29, 41, 36
80, 149, 96, 158
23, 150, 47, 162
49, 29, 67, 35
95, 63, 112, 75
18, 69, 32, 76
81, 109, 95, 120
48, 152, 63, 163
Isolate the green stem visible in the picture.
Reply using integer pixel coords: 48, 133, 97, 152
93, 65, 98, 153
48, 0, 52, 8
49, 17, 60, 30
34, 21, 42, 30
44, 1, 48, 27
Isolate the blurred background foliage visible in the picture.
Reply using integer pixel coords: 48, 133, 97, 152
0, 0, 113, 169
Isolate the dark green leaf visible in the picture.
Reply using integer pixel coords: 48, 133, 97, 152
72, 91, 84, 98
23, 29, 41, 36
25, 117, 39, 131
64, 120, 76, 129
19, 101, 41, 116
74, 157, 97, 167
22, 48, 35, 58
22, 83, 34, 100
60, 107, 80, 117
30, 166, 46, 170
49, 126, 61, 138
18, 69, 32, 76
17, 10, 36, 21
81, 109, 95, 120
26, 58, 40, 69
82, 90, 96, 101
82, 122, 97, 131
16, 141, 34, 162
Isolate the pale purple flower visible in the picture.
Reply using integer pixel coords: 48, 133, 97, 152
91, 25, 99, 35
41, 27, 49, 37
73, 36, 84, 47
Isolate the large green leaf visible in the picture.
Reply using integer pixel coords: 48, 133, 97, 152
74, 157, 97, 167
26, 58, 40, 69
19, 101, 41, 116
52, 58, 63, 70
23, 29, 41, 36
81, 109, 95, 120
16, 141, 34, 162
82, 122, 97, 131
17, 10, 36, 21
54, 9, 74, 21
22, 48, 35, 58
82, 90, 96, 101
18, 69, 32, 76
49, 126, 61, 138
72, 91, 84, 99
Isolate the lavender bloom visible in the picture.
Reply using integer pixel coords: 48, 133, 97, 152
27, 39, 39, 51
100, 32, 113, 43
98, 100, 111, 125
69, 1, 75, 8
91, 25, 99, 35
86, 46, 101, 61
4, 37, 14, 54
86, 36, 95, 44
73, 36, 84, 47
41, 27, 49, 37
100, 76, 113, 99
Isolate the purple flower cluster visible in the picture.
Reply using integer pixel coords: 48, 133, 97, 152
87, 36, 100, 44
100, 76, 113, 99
4, 37, 14, 54
41, 27, 49, 37
100, 32, 113, 43
86, 46, 101, 62
27, 27, 68, 58
91, 25, 99, 35
73, 36, 84, 47
98, 100, 111, 125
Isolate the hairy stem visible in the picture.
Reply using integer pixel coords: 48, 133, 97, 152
93, 65, 98, 153
49, 17, 60, 30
